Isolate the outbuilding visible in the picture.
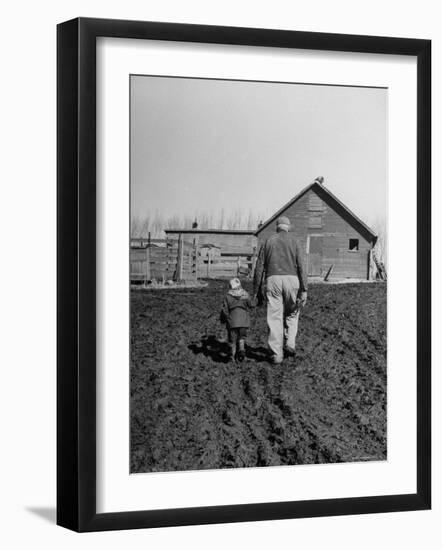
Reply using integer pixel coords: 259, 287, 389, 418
164, 228, 257, 257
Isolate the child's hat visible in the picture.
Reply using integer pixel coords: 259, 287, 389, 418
229, 277, 241, 290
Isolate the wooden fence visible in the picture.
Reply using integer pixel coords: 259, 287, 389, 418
130, 236, 255, 283
200, 249, 254, 279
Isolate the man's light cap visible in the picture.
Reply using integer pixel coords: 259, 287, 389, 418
276, 216, 291, 227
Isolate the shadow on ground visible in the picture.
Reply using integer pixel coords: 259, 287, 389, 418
188, 334, 270, 363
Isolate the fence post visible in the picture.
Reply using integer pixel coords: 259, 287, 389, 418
207, 249, 211, 278
176, 233, 184, 281
251, 247, 257, 279
193, 238, 198, 280
145, 246, 151, 284
166, 236, 170, 280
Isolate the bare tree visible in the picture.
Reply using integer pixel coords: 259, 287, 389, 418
371, 216, 387, 268
225, 208, 243, 229
151, 210, 164, 237
217, 208, 225, 229
131, 207, 271, 238
131, 215, 144, 238
246, 208, 266, 230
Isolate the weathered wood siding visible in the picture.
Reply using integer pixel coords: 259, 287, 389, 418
131, 236, 256, 282
257, 188, 373, 279
130, 239, 198, 282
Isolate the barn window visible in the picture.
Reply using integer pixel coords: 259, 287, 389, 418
308, 215, 322, 229
349, 238, 359, 251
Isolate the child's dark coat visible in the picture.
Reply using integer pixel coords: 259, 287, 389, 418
220, 289, 253, 328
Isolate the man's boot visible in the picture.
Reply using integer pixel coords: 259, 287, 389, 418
284, 345, 296, 358
271, 354, 283, 365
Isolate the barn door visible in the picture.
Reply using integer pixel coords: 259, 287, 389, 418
308, 236, 323, 276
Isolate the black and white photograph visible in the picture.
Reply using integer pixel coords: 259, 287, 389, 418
129, 75, 388, 474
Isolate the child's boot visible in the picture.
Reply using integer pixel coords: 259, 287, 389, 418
237, 339, 246, 362
229, 342, 236, 362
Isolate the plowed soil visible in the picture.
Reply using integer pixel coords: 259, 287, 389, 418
131, 280, 386, 473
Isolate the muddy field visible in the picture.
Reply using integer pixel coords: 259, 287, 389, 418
130, 280, 387, 473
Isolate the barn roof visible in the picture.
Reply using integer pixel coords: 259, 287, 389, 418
165, 228, 255, 235
255, 178, 378, 243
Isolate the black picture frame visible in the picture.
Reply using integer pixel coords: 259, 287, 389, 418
57, 17, 431, 532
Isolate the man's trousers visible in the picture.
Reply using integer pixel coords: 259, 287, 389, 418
266, 275, 300, 361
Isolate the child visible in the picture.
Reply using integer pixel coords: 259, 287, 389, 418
220, 278, 253, 362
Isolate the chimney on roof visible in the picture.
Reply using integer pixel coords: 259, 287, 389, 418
315, 176, 324, 185
258, 220, 263, 229
192, 218, 198, 229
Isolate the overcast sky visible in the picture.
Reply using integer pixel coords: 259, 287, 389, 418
131, 75, 387, 230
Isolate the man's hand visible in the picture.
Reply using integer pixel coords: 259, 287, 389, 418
299, 291, 308, 307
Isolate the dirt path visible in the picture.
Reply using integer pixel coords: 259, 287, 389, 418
130, 280, 387, 473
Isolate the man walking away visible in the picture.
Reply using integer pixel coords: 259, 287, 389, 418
253, 216, 308, 364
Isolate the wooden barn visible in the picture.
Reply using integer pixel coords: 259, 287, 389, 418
255, 177, 378, 280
